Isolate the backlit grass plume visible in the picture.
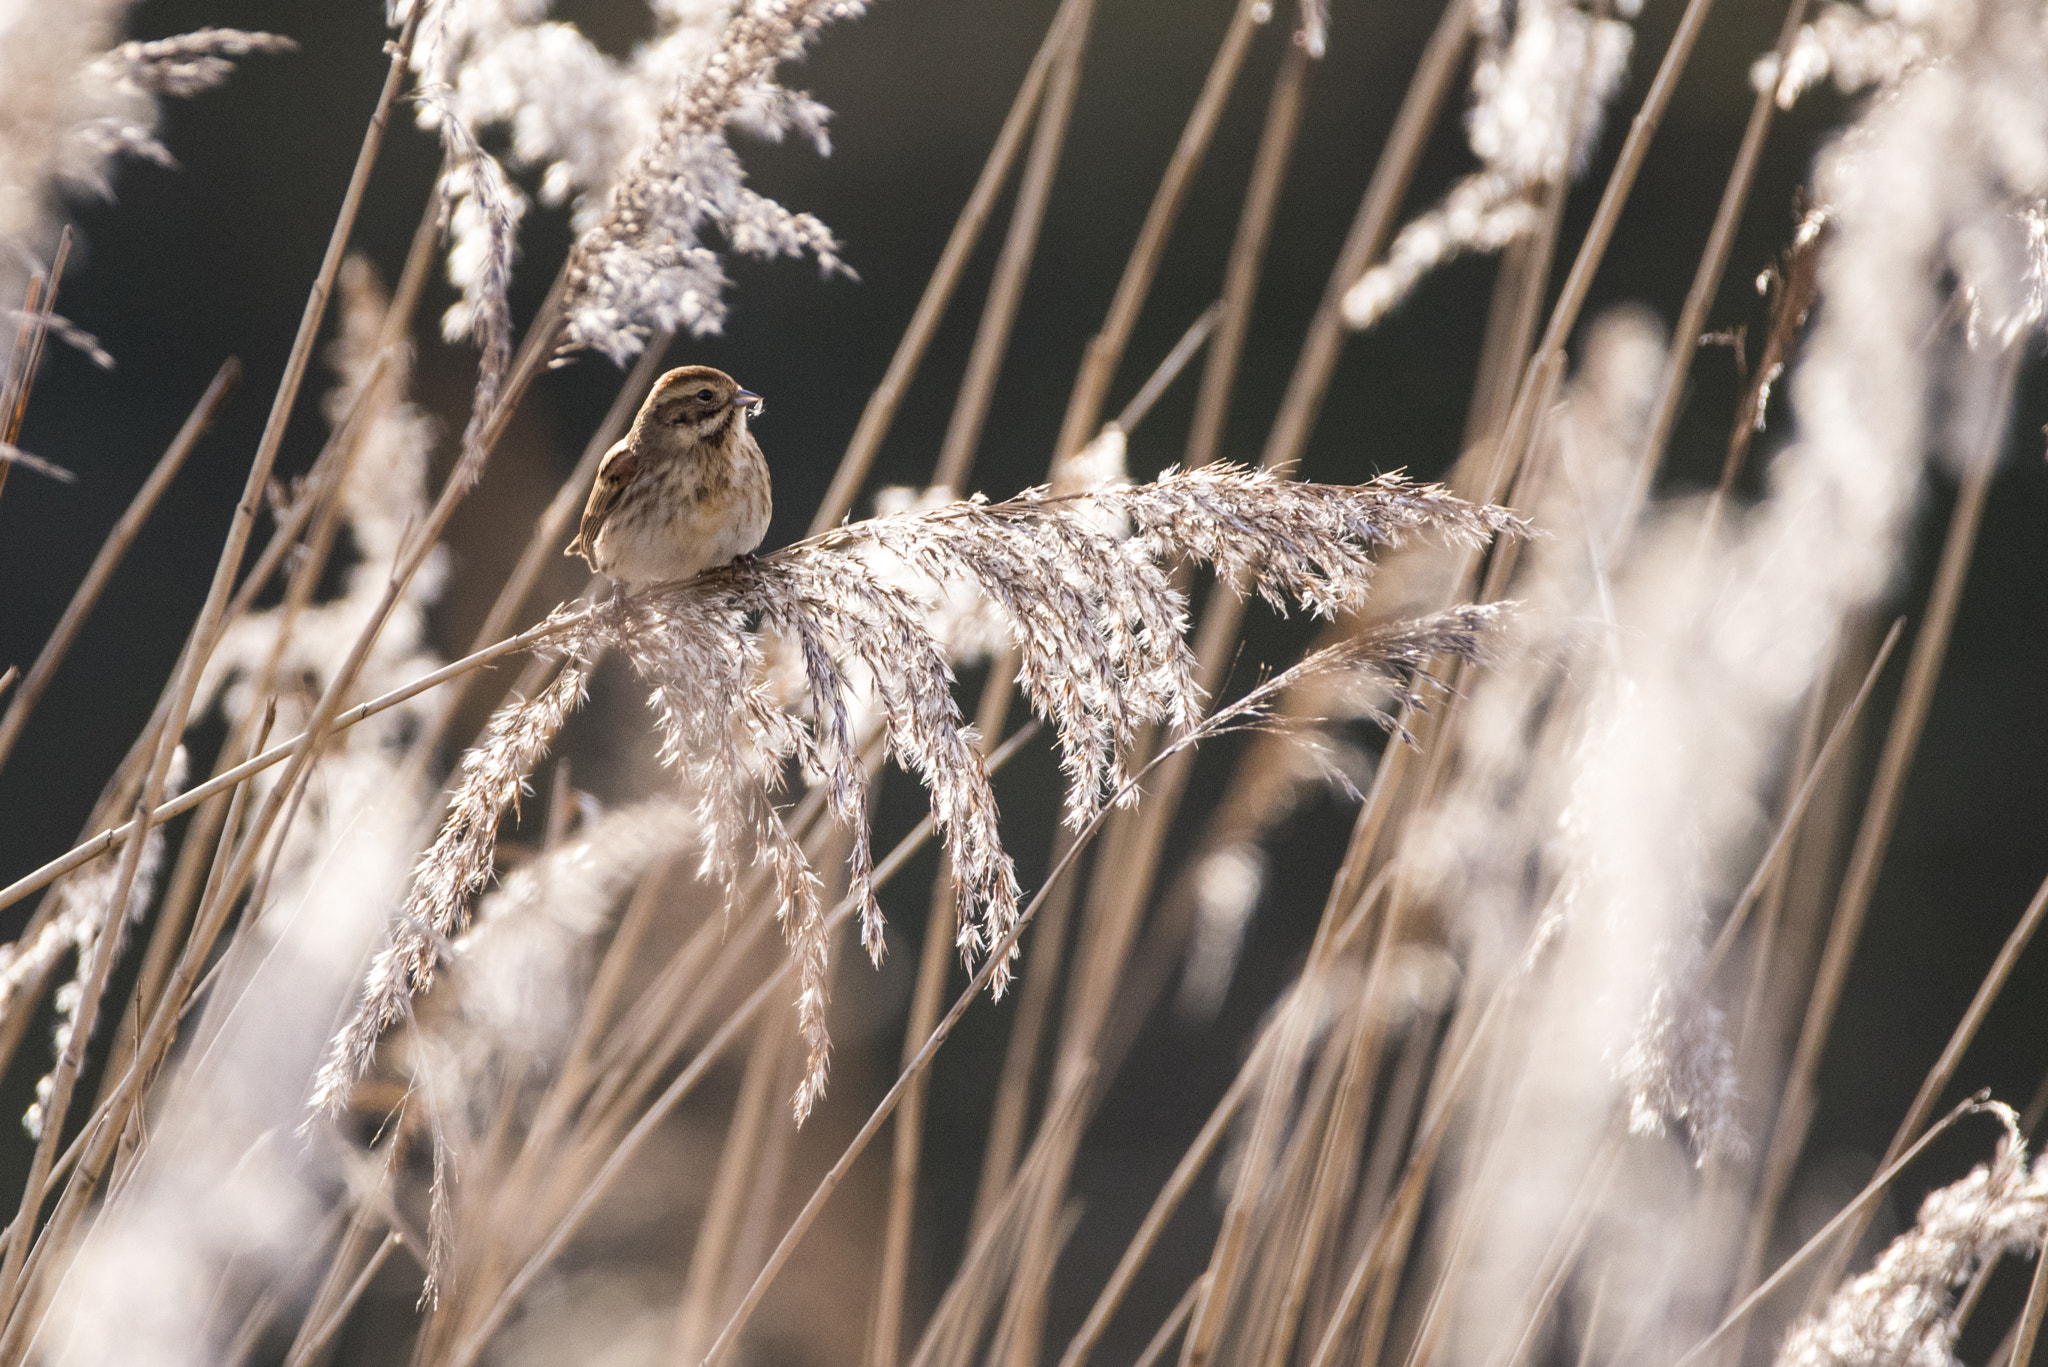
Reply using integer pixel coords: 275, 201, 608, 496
314, 465, 1521, 1122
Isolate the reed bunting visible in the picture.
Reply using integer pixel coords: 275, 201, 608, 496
567, 365, 771, 585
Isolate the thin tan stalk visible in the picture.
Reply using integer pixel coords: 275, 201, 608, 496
1703, 618, 1905, 977
520, 853, 681, 1162
1485, 1136, 1623, 1367
101, 698, 275, 1106
0, 761, 163, 1339
929, 8, 1088, 494
1532, 0, 1720, 366
437, 724, 1042, 1367
407, 332, 672, 773
2011, 1227, 2048, 1367
1622, 0, 1814, 519
1306, 967, 1529, 1367
811, 0, 1089, 532
0, 231, 74, 494
868, 662, 1015, 1367
903, 1069, 1096, 1367
0, 277, 44, 482
1183, 39, 1308, 471
1052, 1020, 1278, 1367
672, 1015, 789, 1361
1671, 1098, 1997, 1367
1179, 979, 1326, 1367
283, 1142, 402, 1367
0, 358, 238, 774
1800, 861, 2048, 1303
1134, 1278, 1206, 1367
1775, 347, 2015, 1314
0, 606, 574, 916
1049, 0, 1266, 469
287, 1230, 400, 1367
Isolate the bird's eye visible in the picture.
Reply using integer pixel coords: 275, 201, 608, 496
696, 388, 715, 402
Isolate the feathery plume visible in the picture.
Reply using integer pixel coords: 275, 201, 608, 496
1342, 0, 1637, 330
13, 747, 184, 1138
0, 7, 291, 298
558, 0, 863, 360
413, 82, 517, 486
88, 27, 297, 98
1776, 1104, 2048, 1367
319, 466, 1520, 1121
397, 0, 859, 364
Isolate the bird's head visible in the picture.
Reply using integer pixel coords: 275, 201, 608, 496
640, 365, 764, 445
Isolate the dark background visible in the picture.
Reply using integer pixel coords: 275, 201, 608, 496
3, 0, 2047, 1358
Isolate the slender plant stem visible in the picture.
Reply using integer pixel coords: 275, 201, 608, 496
0, 609, 575, 917
1049, 0, 1266, 469
2012, 1228, 2048, 1367
1534, 0, 1721, 365
1703, 619, 1904, 978
0, 359, 237, 775
1622, 0, 1814, 521
810, 0, 1089, 533
1671, 1098, 1995, 1367
1773, 345, 2014, 1315
929, 6, 1089, 495
1259, 0, 1473, 476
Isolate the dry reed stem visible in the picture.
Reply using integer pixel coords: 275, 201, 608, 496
2012, 1228, 2048, 1367
1796, 839, 2048, 1317
1622, 0, 1815, 522
1133, 1277, 1206, 1367
1702, 619, 1903, 978
1778, 342, 2015, 1315
674, 1014, 789, 1361
1673, 1098, 2003, 1367
904, 1068, 1097, 1367
1534, 0, 1721, 366
0, 605, 568, 919
1050, 0, 1265, 469
0, 359, 236, 776
929, 6, 1089, 495
437, 724, 1041, 1367
1258, 0, 1473, 477
0, 231, 73, 499
810, 0, 1089, 533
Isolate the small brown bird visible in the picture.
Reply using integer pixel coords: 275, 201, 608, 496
567, 365, 772, 585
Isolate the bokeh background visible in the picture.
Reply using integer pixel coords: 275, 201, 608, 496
4, 0, 2048, 1357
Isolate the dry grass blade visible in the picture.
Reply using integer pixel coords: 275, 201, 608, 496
0, 359, 237, 776
314, 467, 1517, 1124
700, 606, 1506, 1367
811, 0, 1091, 531
1775, 340, 2018, 1314
1674, 1097, 2003, 1367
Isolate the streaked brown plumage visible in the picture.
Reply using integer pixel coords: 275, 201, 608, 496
567, 365, 771, 585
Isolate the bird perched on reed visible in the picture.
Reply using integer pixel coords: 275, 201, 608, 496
567, 365, 770, 585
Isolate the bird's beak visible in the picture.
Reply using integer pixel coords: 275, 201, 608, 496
733, 389, 764, 416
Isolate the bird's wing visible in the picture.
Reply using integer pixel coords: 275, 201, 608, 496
567, 438, 637, 560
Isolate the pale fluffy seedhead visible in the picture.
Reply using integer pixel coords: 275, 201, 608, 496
0, 9, 290, 306
1343, 0, 1636, 329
